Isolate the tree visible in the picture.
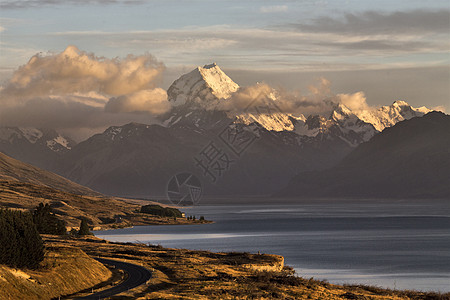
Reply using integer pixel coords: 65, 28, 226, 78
0, 209, 44, 269
140, 205, 182, 218
33, 203, 67, 235
78, 218, 91, 236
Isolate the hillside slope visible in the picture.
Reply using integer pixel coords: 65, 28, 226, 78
0, 179, 142, 228
0, 245, 111, 300
279, 112, 450, 199
0, 151, 99, 196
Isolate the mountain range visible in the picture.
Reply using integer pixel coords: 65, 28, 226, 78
0, 64, 437, 198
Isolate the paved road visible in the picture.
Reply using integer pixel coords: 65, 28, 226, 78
76, 258, 152, 299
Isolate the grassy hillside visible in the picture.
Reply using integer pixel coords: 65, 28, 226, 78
0, 180, 201, 228
0, 244, 111, 300
0, 179, 140, 228
0, 152, 204, 228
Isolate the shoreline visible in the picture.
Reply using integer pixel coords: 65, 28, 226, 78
2, 234, 448, 299
91, 212, 450, 295
94, 230, 450, 295
50, 235, 450, 299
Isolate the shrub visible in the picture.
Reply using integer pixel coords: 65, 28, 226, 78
0, 208, 44, 269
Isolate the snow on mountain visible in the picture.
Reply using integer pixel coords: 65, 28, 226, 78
164, 64, 433, 148
165, 65, 304, 132
354, 100, 431, 132
167, 63, 239, 108
102, 123, 161, 141
291, 100, 430, 146
236, 113, 305, 132
0, 127, 74, 152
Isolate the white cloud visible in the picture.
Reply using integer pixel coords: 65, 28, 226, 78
337, 92, 369, 111
219, 78, 366, 117
2, 45, 165, 102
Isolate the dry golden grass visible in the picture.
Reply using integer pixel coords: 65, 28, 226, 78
0, 152, 203, 229
0, 180, 203, 229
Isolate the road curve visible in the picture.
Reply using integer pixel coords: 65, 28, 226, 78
76, 257, 152, 299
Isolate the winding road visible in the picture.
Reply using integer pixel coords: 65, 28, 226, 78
77, 258, 152, 299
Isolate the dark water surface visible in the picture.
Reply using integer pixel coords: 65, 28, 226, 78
96, 199, 450, 292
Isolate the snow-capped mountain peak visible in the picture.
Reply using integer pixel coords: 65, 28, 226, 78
167, 63, 239, 108
330, 103, 353, 122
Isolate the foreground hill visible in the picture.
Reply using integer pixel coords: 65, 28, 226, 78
279, 112, 450, 199
0, 245, 111, 300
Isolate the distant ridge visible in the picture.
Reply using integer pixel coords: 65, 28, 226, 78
0, 151, 99, 196
278, 111, 450, 199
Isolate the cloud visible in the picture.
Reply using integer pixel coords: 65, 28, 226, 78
432, 106, 446, 113
105, 88, 170, 114
0, 0, 143, 9
220, 78, 352, 117
260, 5, 288, 13
0, 46, 172, 140
0, 95, 162, 141
337, 92, 369, 111
45, 18, 449, 74
294, 9, 450, 35
2, 45, 165, 102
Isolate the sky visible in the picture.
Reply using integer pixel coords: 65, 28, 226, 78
0, 0, 449, 139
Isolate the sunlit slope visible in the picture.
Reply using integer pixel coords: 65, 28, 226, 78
0, 151, 99, 196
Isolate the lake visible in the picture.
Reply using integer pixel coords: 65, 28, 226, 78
95, 199, 450, 292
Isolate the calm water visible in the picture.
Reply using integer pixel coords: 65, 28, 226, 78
95, 199, 450, 292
